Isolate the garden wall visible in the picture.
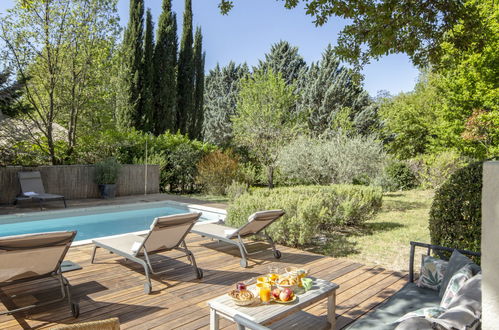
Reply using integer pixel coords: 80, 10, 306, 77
0, 164, 160, 204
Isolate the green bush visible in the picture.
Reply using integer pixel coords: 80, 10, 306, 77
408, 151, 471, 189
196, 150, 239, 195
429, 161, 482, 257
277, 134, 386, 185
226, 180, 249, 201
383, 160, 418, 191
226, 185, 383, 246
94, 157, 121, 184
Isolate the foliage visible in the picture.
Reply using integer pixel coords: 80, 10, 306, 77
382, 160, 417, 191
225, 180, 248, 202
233, 70, 300, 187
0, 0, 120, 164
196, 150, 239, 195
429, 161, 482, 256
379, 73, 439, 159
189, 27, 205, 139
116, 0, 144, 130
277, 134, 385, 185
297, 45, 375, 136
202, 62, 249, 147
76, 129, 215, 193
141, 9, 155, 133
94, 157, 122, 185
408, 151, 472, 190
219, 0, 492, 70
226, 185, 383, 246
0, 69, 25, 117
255, 41, 307, 85
153, 0, 177, 135
176, 0, 194, 134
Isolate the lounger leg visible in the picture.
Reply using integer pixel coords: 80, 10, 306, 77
91, 245, 98, 263
39, 199, 43, 211
63, 197, 67, 208
237, 236, 249, 268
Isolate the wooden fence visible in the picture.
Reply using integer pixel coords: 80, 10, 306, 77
0, 164, 160, 204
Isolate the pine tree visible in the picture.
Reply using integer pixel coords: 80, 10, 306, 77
176, 0, 194, 135
203, 62, 249, 147
189, 27, 205, 139
297, 45, 374, 135
117, 0, 144, 130
256, 41, 307, 85
142, 8, 155, 133
153, 0, 177, 135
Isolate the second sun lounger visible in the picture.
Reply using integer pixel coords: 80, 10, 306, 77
17, 171, 67, 210
91, 212, 203, 294
0, 231, 79, 317
191, 209, 285, 268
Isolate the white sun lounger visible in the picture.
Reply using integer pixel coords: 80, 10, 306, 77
191, 210, 285, 268
91, 212, 203, 294
0, 231, 79, 317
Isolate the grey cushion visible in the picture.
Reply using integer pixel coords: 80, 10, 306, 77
439, 250, 480, 298
346, 282, 441, 330
395, 317, 434, 330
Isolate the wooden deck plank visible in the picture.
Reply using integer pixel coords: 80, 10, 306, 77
0, 234, 406, 329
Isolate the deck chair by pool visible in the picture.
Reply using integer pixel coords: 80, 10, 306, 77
0, 231, 79, 317
91, 212, 203, 294
17, 171, 67, 210
191, 210, 285, 268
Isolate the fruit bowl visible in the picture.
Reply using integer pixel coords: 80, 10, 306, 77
273, 294, 297, 304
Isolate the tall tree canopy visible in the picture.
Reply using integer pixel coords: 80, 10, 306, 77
0, 69, 25, 118
117, 0, 144, 130
190, 27, 205, 140
153, 0, 177, 135
256, 41, 307, 85
219, 0, 494, 69
297, 45, 373, 136
203, 62, 249, 147
177, 0, 194, 135
0, 0, 119, 164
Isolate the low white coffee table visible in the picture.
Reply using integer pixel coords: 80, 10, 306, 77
208, 277, 339, 330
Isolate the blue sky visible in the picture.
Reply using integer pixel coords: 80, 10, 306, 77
0, 0, 420, 96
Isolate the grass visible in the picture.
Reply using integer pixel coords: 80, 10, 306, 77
177, 193, 229, 204
307, 189, 433, 272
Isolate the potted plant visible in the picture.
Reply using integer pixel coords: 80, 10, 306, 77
94, 158, 121, 199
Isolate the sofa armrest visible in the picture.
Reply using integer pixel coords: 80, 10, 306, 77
408, 241, 481, 283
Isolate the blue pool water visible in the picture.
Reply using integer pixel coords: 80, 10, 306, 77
0, 202, 217, 241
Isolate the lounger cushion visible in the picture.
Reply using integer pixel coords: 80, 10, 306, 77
93, 234, 145, 255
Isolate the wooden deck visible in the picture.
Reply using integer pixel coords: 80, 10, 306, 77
0, 234, 407, 329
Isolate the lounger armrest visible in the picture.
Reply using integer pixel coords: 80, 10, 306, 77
408, 241, 481, 283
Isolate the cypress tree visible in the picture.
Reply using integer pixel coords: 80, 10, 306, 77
153, 0, 177, 135
176, 0, 194, 135
190, 27, 205, 139
256, 41, 306, 85
142, 8, 155, 133
117, 0, 144, 130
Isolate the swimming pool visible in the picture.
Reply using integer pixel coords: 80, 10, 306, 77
0, 201, 225, 242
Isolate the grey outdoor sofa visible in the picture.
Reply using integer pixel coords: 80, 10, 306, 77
346, 241, 481, 330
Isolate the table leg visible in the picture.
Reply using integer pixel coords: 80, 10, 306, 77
210, 308, 220, 330
327, 291, 337, 330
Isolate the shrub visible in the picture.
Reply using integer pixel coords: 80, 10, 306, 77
277, 134, 386, 185
226, 180, 248, 201
382, 160, 418, 191
196, 151, 239, 195
94, 158, 121, 184
226, 185, 383, 246
429, 161, 482, 257
408, 151, 471, 189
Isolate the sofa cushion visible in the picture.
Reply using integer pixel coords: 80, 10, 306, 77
440, 265, 473, 308
439, 250, 480, 297
346, 282, 441, 330
394, 317, 435, 330
417, 255, 448, 291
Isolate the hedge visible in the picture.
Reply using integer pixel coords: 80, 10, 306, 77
429, 161, 482, 257
226, 185, 383, 246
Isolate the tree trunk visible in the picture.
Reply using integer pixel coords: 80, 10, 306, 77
267, 166, 274, 189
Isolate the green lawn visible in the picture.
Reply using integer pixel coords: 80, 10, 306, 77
307, 190, 433, 272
